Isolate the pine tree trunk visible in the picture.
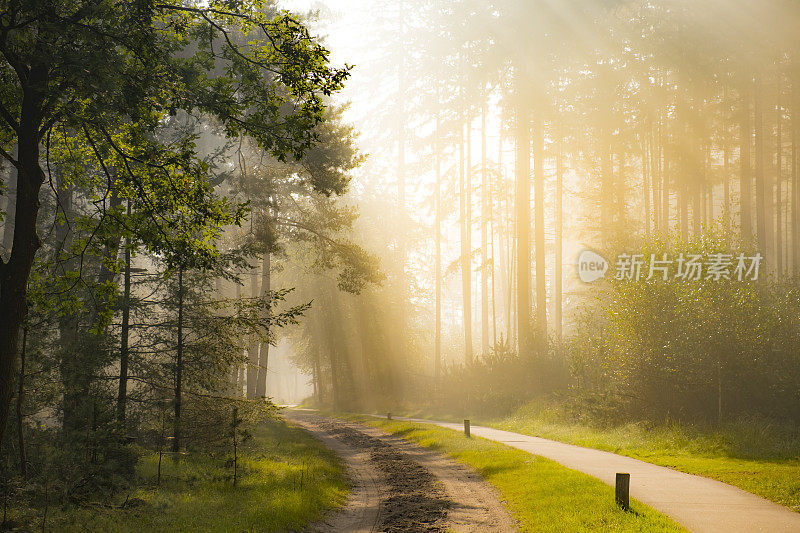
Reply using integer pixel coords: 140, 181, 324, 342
460, 116, 473, 364
255, 252, 270, 398
724, 82, 731, 241
601, 129, 614, 241
515, 88, 532, 355
246, 266, 260, 399
693, 145, 703, 239
435, 111, 442, 377
661, 112, 670, 232
232, 279, 243, 395
396, 3, 407, 356
777, 79, 784, 275
793, 69, 799, 276
643, 119, 651, 240
651, 121, 661, 233
313, 345, 322, 402
17, 326, 26, 476
755, 74, 768, 260
117, 201, 132, 426
56, 177, 84, 435
1, 146, 16, 256
481, 104, 489, 357
173, 266, 184, 454
498, 126, 512, 344
740, 76, 754, 243
532, 108, 546, 344
555, 115, 564, 343
616, 145, 627, 232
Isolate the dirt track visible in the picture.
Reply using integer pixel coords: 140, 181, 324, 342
284, 410, 518, 533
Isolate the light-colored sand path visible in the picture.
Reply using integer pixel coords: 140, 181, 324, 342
382, 415, 800, 533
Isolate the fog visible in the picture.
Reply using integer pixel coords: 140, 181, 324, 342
271, 0, 800, 421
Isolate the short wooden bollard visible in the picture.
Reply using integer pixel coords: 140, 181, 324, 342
464, 419, 471, 438
615, 473, 630, 511
387, 412, 392, 420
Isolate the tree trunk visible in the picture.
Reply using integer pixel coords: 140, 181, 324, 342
515, 89, 532, 356
17, 326, 27, 477
651, 122, 661, 233
460, 117, 473, 364
56, 177, 84, 435
96, 187, 123, 287
679, 158, 689, 238
532, 108, 546, 344
172, 266, 184, 454
643, 120, 651, 240
246, 265, 260, 399
661, 113, 670, 232
231, 278, 243, 395
499, 126, 512, 345
555, 115, 564, 343
693, 145, 703, 239
117, 201, 131, 427
255, 253, 270, 398
434, 110, 442, 377
777, 80, 784, 275
1, 146, 16, 257
491, 128, 498, 349
601, 129, 614, 240
724, 82, 731, 241
313, 345, 322, 402
616, 145, 627, 232
481, 104, 489, 358
755, 74, 768, 260
396, 7, 407, 359
740, 76, 753, 243
793, 69, 799, 276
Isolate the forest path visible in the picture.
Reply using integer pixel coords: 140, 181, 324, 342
378, 415, 800, 532
284, 410, 518, 533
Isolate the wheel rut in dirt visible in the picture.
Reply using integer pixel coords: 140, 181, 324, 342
285, 410, 517, 533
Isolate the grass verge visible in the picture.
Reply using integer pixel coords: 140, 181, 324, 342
23, 416, 347, 532
493, 402, 800, 512
349, 415, 684, 532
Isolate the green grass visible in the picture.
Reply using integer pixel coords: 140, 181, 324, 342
491, 402, 800, 513
26, 417, 347, 532
349, 415, 684, 532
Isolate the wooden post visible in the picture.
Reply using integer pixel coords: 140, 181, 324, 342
615, 473, 630, 511
464, 419, 471, 438
387, 412, 392, 420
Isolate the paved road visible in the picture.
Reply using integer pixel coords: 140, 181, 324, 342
384, 415, 800, 533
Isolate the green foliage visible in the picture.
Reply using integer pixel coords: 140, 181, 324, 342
5, 417, 347, 532
0, 0, 358, 529
569, 236, 800, 423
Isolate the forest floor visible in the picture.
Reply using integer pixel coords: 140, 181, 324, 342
14, 417, 346, 532
367, 411, 800, 532
310, 412, 684, 532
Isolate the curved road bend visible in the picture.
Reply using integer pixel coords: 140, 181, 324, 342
384, 415, 800, 533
